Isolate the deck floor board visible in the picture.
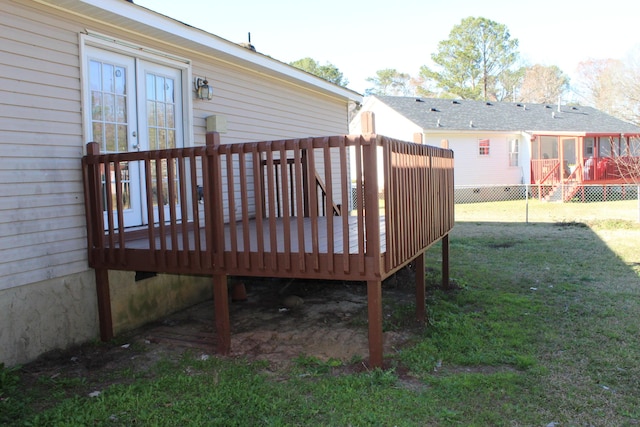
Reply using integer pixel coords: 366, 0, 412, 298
111, 216, 386, 254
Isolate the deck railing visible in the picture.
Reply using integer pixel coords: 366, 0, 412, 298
82, 133, 454, 280
382, 137, 454, 272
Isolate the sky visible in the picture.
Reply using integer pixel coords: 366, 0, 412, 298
134, 0, 639, 97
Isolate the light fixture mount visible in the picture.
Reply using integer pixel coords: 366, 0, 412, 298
194, 77, 213, 100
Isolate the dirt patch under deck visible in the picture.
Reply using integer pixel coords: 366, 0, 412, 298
146, 275, 418, 368
20, 268, 424, 386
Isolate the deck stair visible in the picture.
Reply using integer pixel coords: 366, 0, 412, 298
544, 181, 582, 202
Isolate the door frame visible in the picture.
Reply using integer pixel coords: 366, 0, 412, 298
80, 33, 194, 228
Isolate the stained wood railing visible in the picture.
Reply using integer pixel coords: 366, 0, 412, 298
382, 137, 454, 272
82, 133, 454, 281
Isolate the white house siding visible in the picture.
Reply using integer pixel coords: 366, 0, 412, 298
424, 132, 525, 186
0, 0, 358, 366
349, 99, 422, 140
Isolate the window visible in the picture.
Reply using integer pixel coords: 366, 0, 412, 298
509, 139, 519, 166
599, 137, 612, 157
584, 137, 595, 157
478, 138, 490, 156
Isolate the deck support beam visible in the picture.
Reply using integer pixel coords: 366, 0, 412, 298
367, 279, 383, 368
213, 274, 231, 355
94, 268, 113, 342
442, 234, 450, 289
415, 252, 426, 323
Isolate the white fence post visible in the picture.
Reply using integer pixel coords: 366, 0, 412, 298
525, 184, 529, 224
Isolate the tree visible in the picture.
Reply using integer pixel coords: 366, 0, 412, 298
419, 17, 519, 101
575, 47, 640, 126
608, 136, 640, 184
618, 47, 640, 125
365, 69, 413, 96
575, 58, 625, 118
518, 64, 569, 104
289, 57, 348, 87
494, 66, 525, 101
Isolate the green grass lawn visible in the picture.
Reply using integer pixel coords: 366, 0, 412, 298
2, 204, 640, 426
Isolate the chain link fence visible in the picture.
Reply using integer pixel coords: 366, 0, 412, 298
350, 183, 640, 223
454, 184, 640, 223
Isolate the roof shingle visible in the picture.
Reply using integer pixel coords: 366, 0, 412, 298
374, 96, 640, 134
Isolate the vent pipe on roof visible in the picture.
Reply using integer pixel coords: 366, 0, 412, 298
557, 96, 561, 112
240, 32, 256, 51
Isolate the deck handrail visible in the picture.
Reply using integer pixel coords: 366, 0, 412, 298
82, 133, 455, 280
380, 135, 455, 273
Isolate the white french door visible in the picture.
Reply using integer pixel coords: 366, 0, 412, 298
85, 46, 184, 228
137, 62, 184, 225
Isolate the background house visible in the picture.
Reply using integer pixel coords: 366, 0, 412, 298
0, 0, 361, 366
351, 96, 640, 199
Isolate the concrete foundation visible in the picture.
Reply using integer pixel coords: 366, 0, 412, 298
1, 270, 212, 367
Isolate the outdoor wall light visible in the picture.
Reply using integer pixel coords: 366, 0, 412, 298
194, 77, 213, 100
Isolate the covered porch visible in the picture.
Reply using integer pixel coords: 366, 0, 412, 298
81, 129, 455, 368
530, 132, 640, 201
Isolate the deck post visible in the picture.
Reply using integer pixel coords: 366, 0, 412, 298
442, 234, 450, 289
94, 268, 113, 341
213, 274, 231, 354
85, 142, 112, 342
415, 252, 426, 323
367, 279, 384, 368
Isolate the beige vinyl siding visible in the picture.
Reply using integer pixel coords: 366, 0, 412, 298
188, 56, 348, 220
191, 62, 347, 142
0, 2, 86, 291
1, 0, 354, 293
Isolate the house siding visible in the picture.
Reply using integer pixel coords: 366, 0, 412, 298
351, 99, 525, 187
424, 133, 524, 186
350, 98, 422, 139
0, 0, 358, 366
1, 1, 86, 292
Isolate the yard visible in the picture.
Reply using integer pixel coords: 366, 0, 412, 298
2, 202, 639, 426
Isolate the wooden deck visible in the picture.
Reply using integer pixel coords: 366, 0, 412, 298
82, 130, 455, 367
103, 217, 387, 280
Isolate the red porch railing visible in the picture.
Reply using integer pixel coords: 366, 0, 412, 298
81, 132, 454, 367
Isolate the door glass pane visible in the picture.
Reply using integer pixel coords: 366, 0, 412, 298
89, 57, 132, 214
89, 59, 129, 154
147, 100, 157, 127
105, 124, 116, 152
166, 104, 175, 128
165, 79, 174, 103
115, 66, 126, 94
146, 72, 177, 149
104, 94, 115, 122
102, 64, 114, 93
120, 163, 131, 210
156, 75, 165, 102
117, 125, 128, 152
89, 61, 101, 91
150, 159, 174, 207
116, 95, 126, 122
158, 129, 167, 150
